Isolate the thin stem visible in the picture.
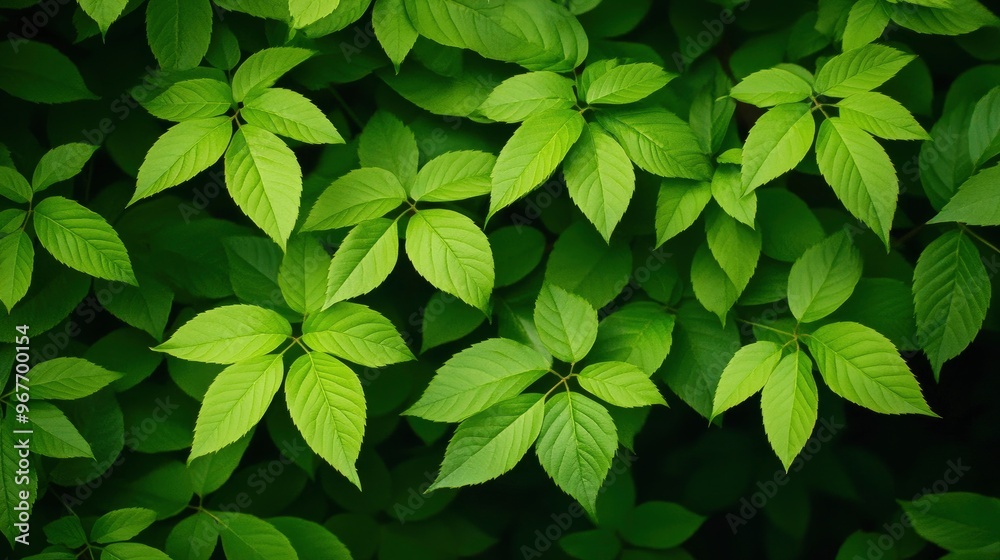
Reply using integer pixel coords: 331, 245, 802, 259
961, 224, 1000, 255
330, 87, 364, 129
811, 96, 831, 119
737, 319, 796, 338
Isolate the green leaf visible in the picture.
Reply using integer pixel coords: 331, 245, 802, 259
711, 165, 756, 227
491, 225, 546, 288
900, 492, 1000, 552
357, 111, 418, 188
326, 218, 399, 306
931, 164, 1000, 226
581, 61, 673, 105
44, 516, 87, 548
0, 209, 24, 234
761, 349, 818, 470
410, 150, 495, 202
730, 67, 813, 107
712, 341, 785, 419
596, 107, 712, 180
268, 518, 351, 560
218, 514, 299, 560
420, 291, 487, 353
225, 125, 302, 249
836, 91, 930, 140
787, 231, 864, 323
477, 72, 576, 123
814, 44, 915, 97
405, 208, 494, 311
690, 243, 741, 322
143, 79, 233, 122
0, 230, 32, 311
544, 222, 633, 308
588, 302, 675, 376
842, 0, 891, 51
968, 87, 1000, 167
705, 207, 761, 291
805, 321, 936, 415
430, 393, 544, 489
536, 391, 617, 517
32, 143, 100, 193
373, 0, 418, 70
190, 354, 284, 460
815, 117, 898, 248
285, 352, 366, 487
560, 529, 620, 560
888, 0, 999, 36
289, 0, 340, 28
655, 178, 712, 246
0, 40, 97, 103
187, 434, 252, 496
132, 116, 233, 203
241, 88, 344, 144
489, 109, 586, 218
577, 362, 666, 408
33, 196, 137, 285
0, 167, 31, 203
302, 302, 414, 367
155, 304, 291, 364
277, 234, 328, 315
757, 189, 826, 262
534, 283, 599, 363
404, 338, 550, 422
620, 501, 705, 549
30, 401, 94, 459
912, 230, 991, 378
91, 508, 158, 544
101, 542, 172, 560
27, 357, 121, 400
166, 513, 219, 560
303, 168, 406, 231
146, 0, 213, 70
231, 47, 315, 102
78, 0, 129, 35
741, 102, 815, 193
564, 123, 636, 242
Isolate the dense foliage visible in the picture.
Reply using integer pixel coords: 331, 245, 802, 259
1, 0, 999, 558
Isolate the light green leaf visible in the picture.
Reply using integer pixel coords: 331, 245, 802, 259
289, 0, 339, 28
814, 44, 915, 97
187, 434, 252, 497
741, 102, 815, 193
132, 116, 233, 203
577, 362, 666, 408
730, 67, 812, 107
900, 492, 1000, 552
326, 218, 399, 306
154, 304, 291, 364
0, 167, 31, 203
404, 338, 550, 422
231, 47, 315, 102
0, 40, 97, 103
225, 125, 302, 249
489, 109, 585, 218
303, 168, 406, 231
536, 391, 617, 517
930, 164, 1000, 226
79, 0, 129, 35
564, 123, 636, 242
596, 107, 712, 180
582, 61, 673, 105
761, 349, 818, 471
477, 72, 576, 123
285, 352, 366, 488
358, 111, 418, 188
655, 178, 712, 246
411, 150, 495, 202
91, 508, 158, 544
218, 514, 299, 560
0, 230, 32, 311
705, 207, 761, 291
405, 208, 494, 311
33, 196, 137, 285
711, 164, 756, 227
373, 0, 418, 70
242, 88, 344, 144
30, 402, 94, 459
587, 302, 675, 376
836, 91, 930, 140
712, 341, 785, 419
190, 354, 284, 460
277, 234, 328, 315
430, 393, 544, 489
815, 117, 898, 248
690, 243, 741, 323
101, 542, 172, 560
968, 87, 1000, 167
301, 302, 414, 367
146, 0, 213, 70
805, 321, 936, 415
912, 230, 991, 378
32, 143, 99, 193
44, 516, 87, 548
842, 0, 891, 51
534, 283, 599, 364
29, 357, 121, 400
788, 230, 864, 323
